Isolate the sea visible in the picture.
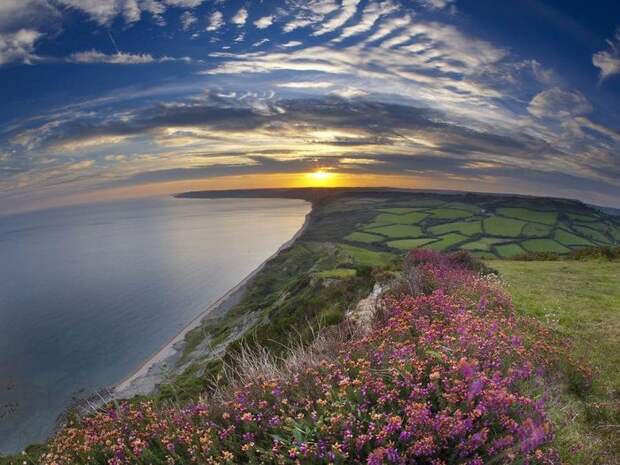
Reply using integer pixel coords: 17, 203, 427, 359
0, 196, 310, 453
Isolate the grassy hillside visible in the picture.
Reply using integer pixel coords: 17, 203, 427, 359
493, 260, 620, 464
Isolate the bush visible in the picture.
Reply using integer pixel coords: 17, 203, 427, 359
39, 250, 579, 465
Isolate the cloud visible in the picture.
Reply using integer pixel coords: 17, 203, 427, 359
313, 0, 361, 36
203, 17, 509, 125
282, 41, 303, 47
179, 11, 197, 30
67, 50, 191, 64
231, 7, 248, 26
252, 39, 270, 48
55, 0, 143, 25
281, 0, 339, 33
415, 0, 456, 10
334, 0, 398, 42
206, 11, 224, 31
47, 0, 206, 27
163, 0, 204, 6
0, 29, 43, 65
254, 15, 274, 29
593, 28, 620, 82
68, 50, 156, 64
527, 88, 592, 119
276, 81, 334, 88
4, 94, 620, 207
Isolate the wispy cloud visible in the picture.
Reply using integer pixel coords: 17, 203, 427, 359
593, 27, 620, 82
276, 81, 334, 88
180, 11, 198, 30
0, 29, 43, 65
333, 0, 397, 42
67, 50, 191, 64
313, 0, 361, 36
527, 88, 592, 119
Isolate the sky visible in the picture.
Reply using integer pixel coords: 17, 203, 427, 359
1, 0, 620, 214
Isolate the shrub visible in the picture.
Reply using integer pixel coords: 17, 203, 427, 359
40, 250, 582, 465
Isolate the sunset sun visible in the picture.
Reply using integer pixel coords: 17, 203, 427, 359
306, 169, 335, 185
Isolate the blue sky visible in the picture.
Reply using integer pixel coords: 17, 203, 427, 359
1, 0, 619, 213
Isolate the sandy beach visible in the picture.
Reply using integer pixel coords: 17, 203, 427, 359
113, 206, 312, 399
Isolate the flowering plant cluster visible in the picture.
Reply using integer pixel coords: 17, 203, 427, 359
42, 250, 575, 465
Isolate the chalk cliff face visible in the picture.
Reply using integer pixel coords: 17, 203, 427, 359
346, 282, 384, 330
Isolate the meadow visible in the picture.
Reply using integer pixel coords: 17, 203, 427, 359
493, 260, 620, 464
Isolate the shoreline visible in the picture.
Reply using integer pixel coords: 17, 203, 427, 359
112, 204, 313, 399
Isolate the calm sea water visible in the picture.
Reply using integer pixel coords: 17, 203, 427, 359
0, 197, 310, 453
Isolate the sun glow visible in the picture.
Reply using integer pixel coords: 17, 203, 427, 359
305, 169, 335, 185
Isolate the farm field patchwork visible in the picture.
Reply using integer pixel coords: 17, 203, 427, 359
322, 192, 620, 259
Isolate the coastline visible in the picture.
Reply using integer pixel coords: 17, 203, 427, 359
112, 204, 313, 399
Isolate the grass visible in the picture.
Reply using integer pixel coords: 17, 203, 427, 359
365, 224, 423, 238
428, 232, 468, 251
492, 260, 620, 464
554, 228, 595, 247
314, 268, 357, 279
429, 208, 473, 219
443, 202, 481, 213
386, 237, 437, 250
461, 237, 511, 251
522, 222, 553, 237
373, 211, 428, 224
495, 243, 525, 258
566, 212, 599, 222
336, 243, 397, 267
483, 217, 526, 237
572, 225, 611, 244
378, 207, 417, 214
497, 207, 558, 225
428, 221, 482, 236
521, 239, 570, 254
344, 231, 383, 244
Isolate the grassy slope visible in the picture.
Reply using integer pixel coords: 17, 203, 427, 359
492, 260, 620, 464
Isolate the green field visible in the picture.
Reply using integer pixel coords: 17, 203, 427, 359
365, 224, 423, 238
554, 228, 594, 246
493, 260, 620, 464
496, 207, 558, 225
483, 216, 526, 237
521, 238, 570, 253
336, 243, 397, 267
495, 243, 525, 258
428, 233, 468, 251
386, 238, 437, 250
428, 221, 482, 236
429, 208, 472, 219
522, 222, 553, 237
344, 231, 383, 243
573, 225, 611, 244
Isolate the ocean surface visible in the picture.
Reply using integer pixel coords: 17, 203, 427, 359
0, 196, 310, 453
